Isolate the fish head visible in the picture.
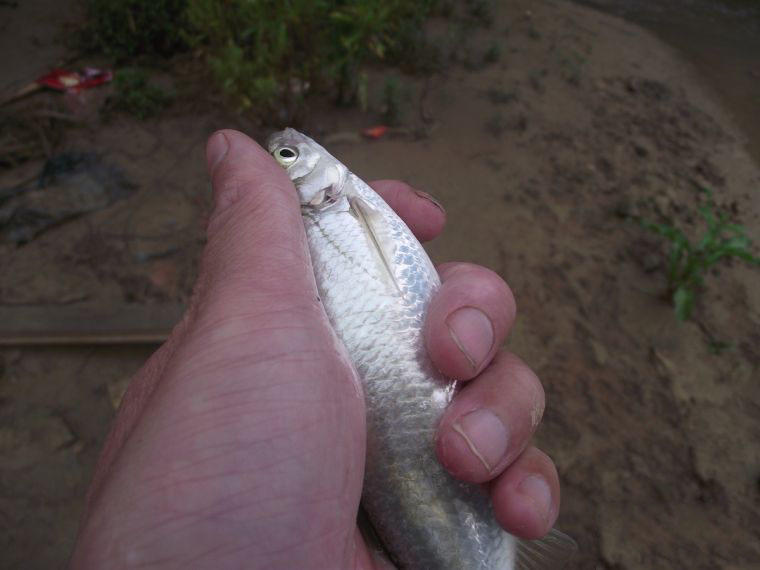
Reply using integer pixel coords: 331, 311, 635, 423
267, 128, 347, 209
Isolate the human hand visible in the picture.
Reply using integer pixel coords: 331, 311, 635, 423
71, 130, 560, 569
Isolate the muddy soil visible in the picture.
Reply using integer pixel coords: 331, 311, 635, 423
1, 1, 759, 568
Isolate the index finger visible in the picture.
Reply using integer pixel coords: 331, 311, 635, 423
425, 263, 516, 380
369, 180, 446, 242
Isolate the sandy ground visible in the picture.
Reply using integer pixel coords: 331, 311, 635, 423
1, 1, 759, 568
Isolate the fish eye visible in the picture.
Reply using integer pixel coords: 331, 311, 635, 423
274, 146, 298, 166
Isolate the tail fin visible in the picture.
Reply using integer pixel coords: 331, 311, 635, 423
516, 528, 578, 569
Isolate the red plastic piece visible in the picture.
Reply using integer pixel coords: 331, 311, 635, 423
362, 125, 389, 139
35, 68, 113, 92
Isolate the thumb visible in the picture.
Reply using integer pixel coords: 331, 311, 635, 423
195, 129, 319, 322
84, 129, 338, 501
73, 130, 367, 568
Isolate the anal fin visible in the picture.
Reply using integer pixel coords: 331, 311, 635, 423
516, 528, 578, 569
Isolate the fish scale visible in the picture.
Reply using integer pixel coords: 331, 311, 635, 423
267, 128, 575, 569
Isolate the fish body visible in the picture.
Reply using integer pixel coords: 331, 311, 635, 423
267, 128, 574, 569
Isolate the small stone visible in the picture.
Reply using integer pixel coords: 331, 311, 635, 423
654, 194, 671, 214
589, 339, 608, 366
107, 377, 132, 410
651, 348, 677, 379
42, 416, 76, 450
642, 253, 662, 273
148, 259, 179, 296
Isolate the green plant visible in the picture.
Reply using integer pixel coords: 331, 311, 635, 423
487, 87, 517, 104
79, 0, 189, 60
639, 188, 760, 321
381, 76, 404, 125
185, 0, 440, 115
464, 0, 493, 27
110, 69, 173, 119
483, 42, 501, 64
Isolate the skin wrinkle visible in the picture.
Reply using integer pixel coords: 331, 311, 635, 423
164, 370, 349, 424
125, 471, 280, 538
206, 223, 309, 269
153, 393, 349, 459
199, 257, 312, 301
128, 555, 177, 569
189, 304, 327, 342
172, 327, 330, 373
140, 372, 355, 471
128, 376, 358, 498
163, 410, 342, 459
174, 525, 350, 570
193, 308, 318, 337
199, 381, 349, 405
194, 376, 348, 407
169, 397, 350, 432
171, 347, 334, 386
138, 478, 353, 563
141, 439, 315, 494
179, 543, 231, 568
204, 230, 307, 285
210, 200, 298, 246
133, 445, 354, 546
210, 167, 294, 219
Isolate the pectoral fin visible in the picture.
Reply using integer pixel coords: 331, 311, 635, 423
516, 528, 578, 569
349, 196, 401, 294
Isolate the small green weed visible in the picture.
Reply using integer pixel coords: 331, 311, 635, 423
78, 0, 496, 120
483, 42, 501, 64
464, 0, 494, 27
639, 188, 759, 321
110, 69, 172, 119
185, 0, 440, 115
487, 87, 517, 105
707, 338, 732, 355
485, 114, 507, 138
381, 76, 404, 126
78, 0, 188, 61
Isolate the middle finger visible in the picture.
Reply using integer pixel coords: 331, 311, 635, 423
425, 262, 516, 380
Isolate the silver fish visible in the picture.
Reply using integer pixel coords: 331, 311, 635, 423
267, 128, 575, 569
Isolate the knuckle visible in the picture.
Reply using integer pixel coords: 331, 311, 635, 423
515, 357, 544, 395
500, 352, 544, 412
441, 264, 512, 300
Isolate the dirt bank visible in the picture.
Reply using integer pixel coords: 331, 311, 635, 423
1, 1, 758, 568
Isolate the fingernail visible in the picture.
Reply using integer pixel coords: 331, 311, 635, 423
445, 307, 494, 372
518, 475, 552, 524
450, 409, 508, 473
207, 131, 229, 174
413, 189, 445, 213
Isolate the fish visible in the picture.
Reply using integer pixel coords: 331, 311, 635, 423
267, 128, 576, 569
